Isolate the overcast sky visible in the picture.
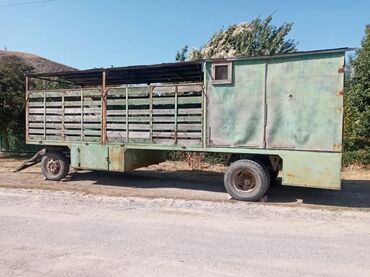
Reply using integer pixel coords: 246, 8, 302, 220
0, 0, 368, 69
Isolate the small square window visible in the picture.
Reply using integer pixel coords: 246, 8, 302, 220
215, 65, 228, 80
211, 62, 232, 84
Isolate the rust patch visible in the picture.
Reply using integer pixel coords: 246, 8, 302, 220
337, 90, 344, 96
338, 67, 345, 73
333, 144, 342, 151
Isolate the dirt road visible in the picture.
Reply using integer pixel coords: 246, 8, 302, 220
1, 187, 370, 276
1, 157, 370, 276
0, 157, 369, 210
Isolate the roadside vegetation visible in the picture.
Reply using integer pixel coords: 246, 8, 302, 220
342, 25, 370, 166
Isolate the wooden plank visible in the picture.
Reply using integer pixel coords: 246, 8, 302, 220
128, 124, 150, 130
107, 123, 126, 129
107, 116, 127, 122
65, 123, 101, 129
156, 96, 201, 105
152, 132, 201, 139
155, 115, 201, 122
105, 115, 201, 123
152, 85, 202, 94
29, 89, 101, 98
29, 128, 62, 135
109, 108, 202, 116
65, 129, 101, 136
29, 115, 102, 122
107, 131, 128, 138
64, 135, 85, 142
153, 138, 201, 145
29, 99, 102, 107
178, 123, 202, 130
28, 85, 201, 99
28, 135, 62, 141
29, 122, 62, 128
107, 99, 127, 105
106, 131, 201, 140
155, 108, 202, 115
29, 108, 63, 114
28, 96, 202, 108
124, 123, 201, 131
107, 110, 130, 115
64, 107, 101, 114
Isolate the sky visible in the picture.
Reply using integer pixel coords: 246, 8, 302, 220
0, 0, 369, 69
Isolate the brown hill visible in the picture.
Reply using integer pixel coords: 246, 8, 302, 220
0, 50, 76, 73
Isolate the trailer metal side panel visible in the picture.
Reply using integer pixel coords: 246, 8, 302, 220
70, 144, 166, 172
206, 59, 266, 148
206, 52, 344, 152
266, 52, 344, 151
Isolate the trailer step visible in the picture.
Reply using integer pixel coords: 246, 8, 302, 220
14, 149, 46, 172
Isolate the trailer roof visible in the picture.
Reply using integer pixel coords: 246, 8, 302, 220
26, 47, 353, 86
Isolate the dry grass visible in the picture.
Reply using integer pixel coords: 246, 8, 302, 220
342, 165, 370, 180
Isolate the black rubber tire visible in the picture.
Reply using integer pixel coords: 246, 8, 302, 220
41, 152, 70, 181
224, 159, 270, 201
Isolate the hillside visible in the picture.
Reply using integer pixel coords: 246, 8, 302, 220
0, 50, 76, 73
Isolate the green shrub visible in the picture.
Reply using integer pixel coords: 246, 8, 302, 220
342, 149, 370, 167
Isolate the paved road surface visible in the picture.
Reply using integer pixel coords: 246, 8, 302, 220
1, 188, 369, 277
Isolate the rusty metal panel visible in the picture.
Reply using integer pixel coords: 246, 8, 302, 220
265, 52, 344, 151
108, 145, 124, 171
70, 144, 124, 171
206, 59, 266, 147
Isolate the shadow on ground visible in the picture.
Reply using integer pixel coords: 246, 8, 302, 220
67, 169, 370, 209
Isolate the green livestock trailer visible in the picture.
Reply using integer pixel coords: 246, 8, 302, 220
22, 48, 350, 201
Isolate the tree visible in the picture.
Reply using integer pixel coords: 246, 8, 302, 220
175, 45, 189, 62
177, 15, 297, 61
344, 25, 370, 152
0, 57, 33, 147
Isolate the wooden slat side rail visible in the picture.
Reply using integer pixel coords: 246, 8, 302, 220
28, 83, 203, 145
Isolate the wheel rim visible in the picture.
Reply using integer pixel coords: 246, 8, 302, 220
45, 158, 61, 176
232, 169, 257, 192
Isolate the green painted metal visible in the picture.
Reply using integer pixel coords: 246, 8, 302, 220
71, 144, 166, 172
278, 151, 341, 189
265, 53, 344, 151
71, 144, 110, 171
206, 52, 344, 151
206, 59, 266, 147
27, 49, 347, 190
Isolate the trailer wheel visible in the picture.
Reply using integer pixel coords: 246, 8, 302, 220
224, 159, 270, 201
41, 152, 70, 181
